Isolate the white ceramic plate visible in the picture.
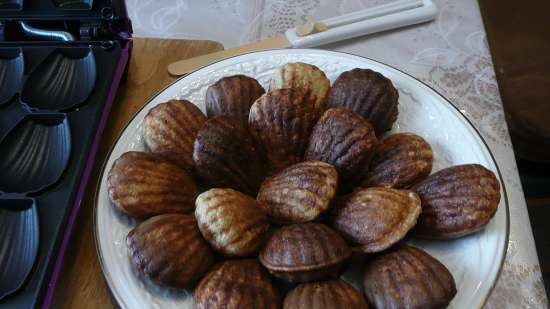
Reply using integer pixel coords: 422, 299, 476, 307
95, 49, 509, 309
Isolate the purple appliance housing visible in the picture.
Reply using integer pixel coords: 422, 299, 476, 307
0, 1, 132, 308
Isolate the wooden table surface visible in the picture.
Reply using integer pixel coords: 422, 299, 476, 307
50, 38, 223, 309
479, 0, 550, 163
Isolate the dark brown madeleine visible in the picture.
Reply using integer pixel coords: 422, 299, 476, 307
412, 164, 501, 238
193, 115, 265, 195
365, 132, 433, 188
257, 161, 338, 224
259, 223, 351, 283
363, 245, 456, 309
284, 279, 369, 309
269, 62, 330, 114
328, 68, 399, 135
205, 74, 265, 127
126, 214, 214, 288
305, 107, 378, 186
331, 187, 421, 253
142, 99, 206, 170
195, 188, 269, 257
248, 88, 319, 174
107, 151, 197, 219
195, 259, 280, 309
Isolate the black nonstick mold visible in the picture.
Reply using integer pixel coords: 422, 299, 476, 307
0, 1, 132, 308
22, 48, 97, 110
0, 199, 39, 301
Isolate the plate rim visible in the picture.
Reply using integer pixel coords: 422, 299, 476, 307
93, 48, 510, 309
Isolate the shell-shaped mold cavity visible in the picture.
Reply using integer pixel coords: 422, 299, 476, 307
305, 107, 378, 187
412, 164, 501, 239
331, 187, 421, 253
195, 259, 280, 309
0, 48, 24, 105
22, 48, 96, 110
363, 244, 457, 309
328, 68, 399, 135
364, 132, 433, 188
284, 279, 369, 309
257, 161, 338, 224
195, 188, 269, 257
269, 62, 330, 114
0, 199, 39, 300
0, 115, 70, 194
143, 99, 206, 171
249, 88, 319, 174
205, 75, 265, 127
126, 214, 215, 287
107, 151, 198, 219
193, 115, 265, 195
53, 0, 94, 9
259, 223, 351, 283
0, 100, 31, 142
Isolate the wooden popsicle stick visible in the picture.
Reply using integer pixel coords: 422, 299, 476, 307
167, 35, 292, 76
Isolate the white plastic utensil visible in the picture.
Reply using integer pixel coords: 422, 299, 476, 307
168, 0, 437, 75
287, 0, 436, 47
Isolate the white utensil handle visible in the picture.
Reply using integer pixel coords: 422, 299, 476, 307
322, 0, 423, 28
285, 0, 437, 48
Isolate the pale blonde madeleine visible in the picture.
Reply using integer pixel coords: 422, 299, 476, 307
107, 151, 197, 219
249, 88, 319, 174
269, 62, 330, 114
142, 99, 206, 170
195, 188, 269, 257
331, 187, 421, 253
257, 161, 338, 224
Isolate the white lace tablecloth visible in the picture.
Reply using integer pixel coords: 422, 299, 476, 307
126, 0, 548, 307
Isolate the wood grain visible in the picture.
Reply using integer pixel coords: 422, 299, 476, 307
50, 38, 223, 309
478, 0, 550, 163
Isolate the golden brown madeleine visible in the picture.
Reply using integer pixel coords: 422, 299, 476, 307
259, 223, 351, 283
328, 68, 398, 135
195, 188, 270, 257
205, 75, 265, 127
412, 164, 501, 239
363, 245, 456, 309
142, 99, 206, 170
331, 187, 421, 253
195, 259, 280, 309
269, 62, 330, 114
249, 88, 319, 174
257, 161, 338, 224
365, 133, 433, 188
305, 107, 378, 187
126, 214, 215, 288
284, 279, 369, 309
193, 116, 265, 195
107, 151, 197, 219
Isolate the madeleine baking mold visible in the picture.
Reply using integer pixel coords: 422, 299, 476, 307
0, 199, 39, 300
0, 6, 132, 305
